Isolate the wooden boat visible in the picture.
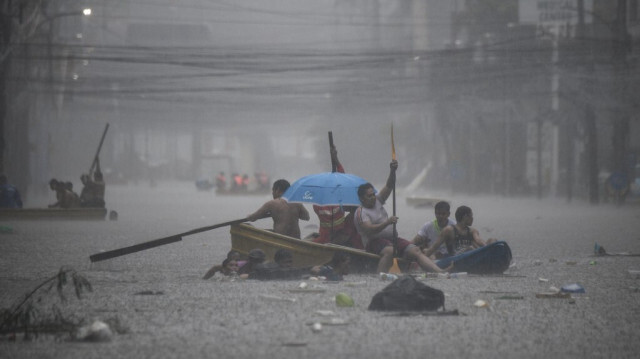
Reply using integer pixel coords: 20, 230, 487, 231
0, 207, 108, 220
230, 223, 381, 273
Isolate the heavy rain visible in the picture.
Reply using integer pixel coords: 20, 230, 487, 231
1, 1, 640, 358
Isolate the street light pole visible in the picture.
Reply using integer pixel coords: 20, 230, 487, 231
0, 3, 91, 194
41, 7, 92, 189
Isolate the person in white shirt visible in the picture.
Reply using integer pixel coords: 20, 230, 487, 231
412, 201, 456, 259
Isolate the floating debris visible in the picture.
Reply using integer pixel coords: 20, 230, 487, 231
311, 322, 322, 333
259, 294, 297, 303
282, 342, 307, 347
305, 317, 349, 326
561, 283, 585, 293
383, 310, 460, 317
344, 281, 367, 287
325, 317, 348, 325
0, 225, 13, 234
75, 320, 112, 342
134, 290, 164, 296
535, 292, 571, 299
314, 310, 335, 316
288, 288, 326, 293
335, 293, 354, 307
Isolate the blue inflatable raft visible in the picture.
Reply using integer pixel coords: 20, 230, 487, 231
436, 241, 512, 274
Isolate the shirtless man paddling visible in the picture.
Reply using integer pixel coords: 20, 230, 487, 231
247, 179, 310, 238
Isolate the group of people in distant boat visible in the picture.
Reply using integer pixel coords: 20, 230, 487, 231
214, 170, 271, 193
205, 143, 501, 279
48, 159, 106, 209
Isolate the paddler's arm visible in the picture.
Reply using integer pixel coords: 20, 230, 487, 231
298, 204, 310, 221
358, 216, 396, 237
471, 228, 486, 247
331, 145, 345, 173
424, 226, 450, 258
247, 201, 273, 222
202, 264, 223, 280
377, 160, 397, 203
412, 233, 428, 249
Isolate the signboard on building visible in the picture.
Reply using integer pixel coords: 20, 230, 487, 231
519, 0, 592, 26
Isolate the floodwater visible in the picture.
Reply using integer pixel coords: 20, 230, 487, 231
1, 181, 640, 358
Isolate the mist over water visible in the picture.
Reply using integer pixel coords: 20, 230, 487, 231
2, 182, 640, 358
4, 2, 640, 357
13, 0, 637, 205
14, 180, 640, 279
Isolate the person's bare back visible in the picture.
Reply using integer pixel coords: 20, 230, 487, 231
271, 199, 308, 238
247, 179, 310, 238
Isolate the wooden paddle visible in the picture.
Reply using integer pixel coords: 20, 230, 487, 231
329, 131, 337, 172
389, 124, 402, 274
89, 123, 109, 176
89, 217, 249, 262
328, 131, 336, 243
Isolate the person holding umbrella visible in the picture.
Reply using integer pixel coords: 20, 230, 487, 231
354, 159, 450, 274
247, 179, 310, 239
311, 144, 363, 249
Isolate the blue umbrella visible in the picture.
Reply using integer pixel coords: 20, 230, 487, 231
282, 172, 371, 206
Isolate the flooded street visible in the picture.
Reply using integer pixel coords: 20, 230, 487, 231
3, 1, 640, 357
1, 182, 640, 358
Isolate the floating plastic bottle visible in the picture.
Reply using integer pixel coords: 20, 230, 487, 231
560, 283, 585, 293
379, 273, 398, 281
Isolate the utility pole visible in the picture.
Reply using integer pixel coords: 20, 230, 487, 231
610, 0, 631, 205
0, 3, 13, 174
578, 0, 599, 204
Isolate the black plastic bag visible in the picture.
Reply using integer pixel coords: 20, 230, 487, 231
368, 275, 444, 311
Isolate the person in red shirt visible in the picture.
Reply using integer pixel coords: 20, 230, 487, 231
232, 173, 242, 191
311, 145, 363, 249
215, 172, 227, 191
241, 174, 250, 191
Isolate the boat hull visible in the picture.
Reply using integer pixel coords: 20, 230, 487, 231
230, 223, 380, 273
0, 208, 108, 220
